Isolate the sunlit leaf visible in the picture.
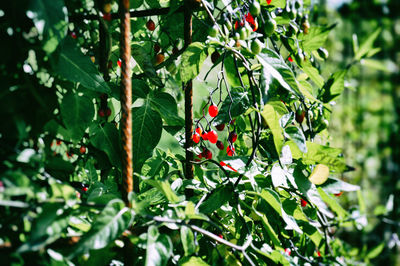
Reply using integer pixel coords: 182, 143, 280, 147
71, 199, 133, 256
54, 38, 110, 93
180, 42, 207, 83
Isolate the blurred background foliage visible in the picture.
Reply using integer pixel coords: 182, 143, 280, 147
315, 0, 400, 264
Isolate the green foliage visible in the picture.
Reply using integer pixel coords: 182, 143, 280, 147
0, 0, 380, 265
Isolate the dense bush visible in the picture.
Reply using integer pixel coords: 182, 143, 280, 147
0, 0, 382, 264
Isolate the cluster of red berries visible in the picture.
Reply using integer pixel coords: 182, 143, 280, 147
235, 12, 259, 32
98, 93, 112, 118
193, 104, 237, 160
145, 20, 166, 65
51, 139, 87, 159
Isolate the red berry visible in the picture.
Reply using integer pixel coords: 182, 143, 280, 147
202, 131, 209, 141
103, 13, 112, 21
203, 149, 212, 160
196, 127, 203, 135
98, 109, 105, 117
300, 199, 307, 207
208, 104, 219, 117
235, 20, 245, 30
285, 248, 291, 256
218, 234, 223, 239
228, 131, 238, 143
245, 13, 258, 31
227, 145, 235, 156
105, 107, 112, 117
197, 153, 203, 159
117, 59, 121, 67
334, 191, 343, 197
153, 43, 161, 53
216, 140, 224, 150
193, 133, 200, 144
79, 146, 86, 154
215, 123, 225, 131
70, 32, 77, 39
288, 56, 293, 62
267, 0, 272, 4
56, 140, 62, 146
81, 187, 88, 192
146, 19, 156, 31
317, 251, 321, 257
230, 119, 236, 125
207, 130, 218, 144
155, 53, 165, 65
211, 51, 220, 64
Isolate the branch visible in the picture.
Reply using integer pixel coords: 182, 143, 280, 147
191, 159, 231, 179
69, 6, 185, 21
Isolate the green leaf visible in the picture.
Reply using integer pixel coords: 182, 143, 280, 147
317, 187, 348, 219
284, 126, 307, 153
50, 182, 76, 200
271, 163, 288, 187
71, 199, 133, 256
300, 221, 323, 247
181, 226, 196, 256
89, 123, 122, 169
298, 80, 319, 102
213, 88, 250, 125
299, 24, 336, 53
132, 99, 163, 172
260, 214, 281, 247
54, 38, 110, 93
321, 177, 360, 194
287, 141, 347, 173
149, 92, 184, 127
261, 104, 284, 156
260, 0, 285, 7
180, 256, 210, 266
257, 49, 302, 98
145, 179, 180, 203
224, 55, 249, 87
28, 0, 68, 54
259, 189, 282, 215
354, 28, 381, 60
282, 199, 308, 222
180, 42, 207, 83
145, 226, 173, 266
301, 61, 324, 88
18, 203, 70, 252
60, 93, 94, 141
132, 79, 150, 100
199, 184, 233, 214
130, 0, 144, 9
366, 242, 385, 259
320, 70, 347, 103
361, 59, 391, 72
131, 44, 162, 86
268, 100, 288, 116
